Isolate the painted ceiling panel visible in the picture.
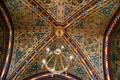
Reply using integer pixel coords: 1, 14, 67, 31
4, 1, 53, 78
66, 2, 118, 80
17, 38, 90, 80
0, 0, 120, 80
26, 0, 93, 23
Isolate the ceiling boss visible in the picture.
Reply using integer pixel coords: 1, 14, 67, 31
54, 27, 65, 37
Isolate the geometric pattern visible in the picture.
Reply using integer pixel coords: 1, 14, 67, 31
0, 0, 120, 80
8, 0, 21, 10
14, 49, 25, 64
99, 3, 115, 17
64, 6, 73, 17
26, 62, 40, 74
49, 6, 58, 16
74, 65, 88, 78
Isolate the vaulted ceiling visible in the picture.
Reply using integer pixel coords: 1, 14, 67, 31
0, 0, 120, 80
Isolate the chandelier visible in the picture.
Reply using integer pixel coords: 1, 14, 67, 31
41, 45, 74, 76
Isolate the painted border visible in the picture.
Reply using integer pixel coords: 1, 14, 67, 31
103, 7, 120, 80
24, 71, 82, 80
0, 0, 14, 80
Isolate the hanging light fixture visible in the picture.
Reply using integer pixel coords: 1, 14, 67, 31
41, 45, 74, 76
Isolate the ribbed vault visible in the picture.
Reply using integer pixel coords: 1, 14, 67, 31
0, 0, 120, 80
